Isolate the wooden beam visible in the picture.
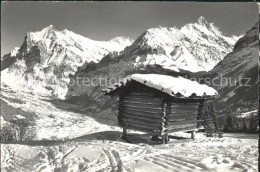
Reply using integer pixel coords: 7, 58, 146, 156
164, 134, 169, 144
161, 135, 166, 144
123, 97, 163, 103
121, 120, 162, 130
122, 127, 127, 139
173, 105, 196, 112
120, 123, 161, 135
121, 118, 163, 127
120, 101, 162, 108
168, 119, 198, 125
122, 104, 162, 111
170, 111, 198, 115
168, 114, 197, 119
171, 105, 198, 110
119, 110, 162, 119
167, 123, 197, 130
122, 99, 163, 106
119, 106, 163, 115
166, 126, 197, 133
124, 92, 161, 97
191, 130, 195, 140
171, 102, 200, 105
123, 113, 163, 122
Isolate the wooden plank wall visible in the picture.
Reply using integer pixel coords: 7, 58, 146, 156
167, 102, 199, 132
118, 91, 164, 135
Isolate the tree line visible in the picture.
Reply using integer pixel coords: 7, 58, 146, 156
199, 101, 258, 136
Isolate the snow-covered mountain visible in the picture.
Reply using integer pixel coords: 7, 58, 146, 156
125, 16, 238, 72
1, 17, 238, 100
1, 25, 133, 98
63, 17, 239, 120
194, 21, 259, 114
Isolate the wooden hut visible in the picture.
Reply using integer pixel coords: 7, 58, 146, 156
102, 74, 218, 144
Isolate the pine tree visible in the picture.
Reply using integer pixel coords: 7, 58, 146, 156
201, 104, 209, 128
248, 115, 258, 134
225, 115, 234, 132
202, 102, 217, 137
196, 101, 204, 128
205, 117, 215, 137
232, 117, 239, 133
208, 103, 217, 130
242, 118, 248, 133
237, 118, 243, 132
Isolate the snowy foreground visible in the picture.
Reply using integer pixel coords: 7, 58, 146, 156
1, 86, 258, 172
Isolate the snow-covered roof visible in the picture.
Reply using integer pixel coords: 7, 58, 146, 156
103, 74, 218, 98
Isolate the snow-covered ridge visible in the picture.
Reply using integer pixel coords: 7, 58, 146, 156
1, 25, 133, 99
129, 16, 238, 72
25, 25, 133, 63
1, 17, 238, 99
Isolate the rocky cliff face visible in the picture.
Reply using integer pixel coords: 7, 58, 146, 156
1, 25, 133, 99
195, 21, 259, 114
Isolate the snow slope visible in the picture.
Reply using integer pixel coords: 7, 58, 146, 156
1, 132, 258, 172
1, 25, 133, 99
0, 86, 258, 172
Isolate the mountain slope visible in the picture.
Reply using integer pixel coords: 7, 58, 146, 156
194, 21, 259, 114
1, 25, 133, 99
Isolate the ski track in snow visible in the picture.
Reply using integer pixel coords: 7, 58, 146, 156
2, 139, 258, 172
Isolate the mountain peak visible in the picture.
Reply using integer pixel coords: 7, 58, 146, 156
25, 24, 57, 43
128, 17, 237, 73
45, 24, 54, 29
197, 16, 209, 25
41, 25, 55, 33
2, 25, 134, 98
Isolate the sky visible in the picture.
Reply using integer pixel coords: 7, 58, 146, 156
1, 2, 258, 55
